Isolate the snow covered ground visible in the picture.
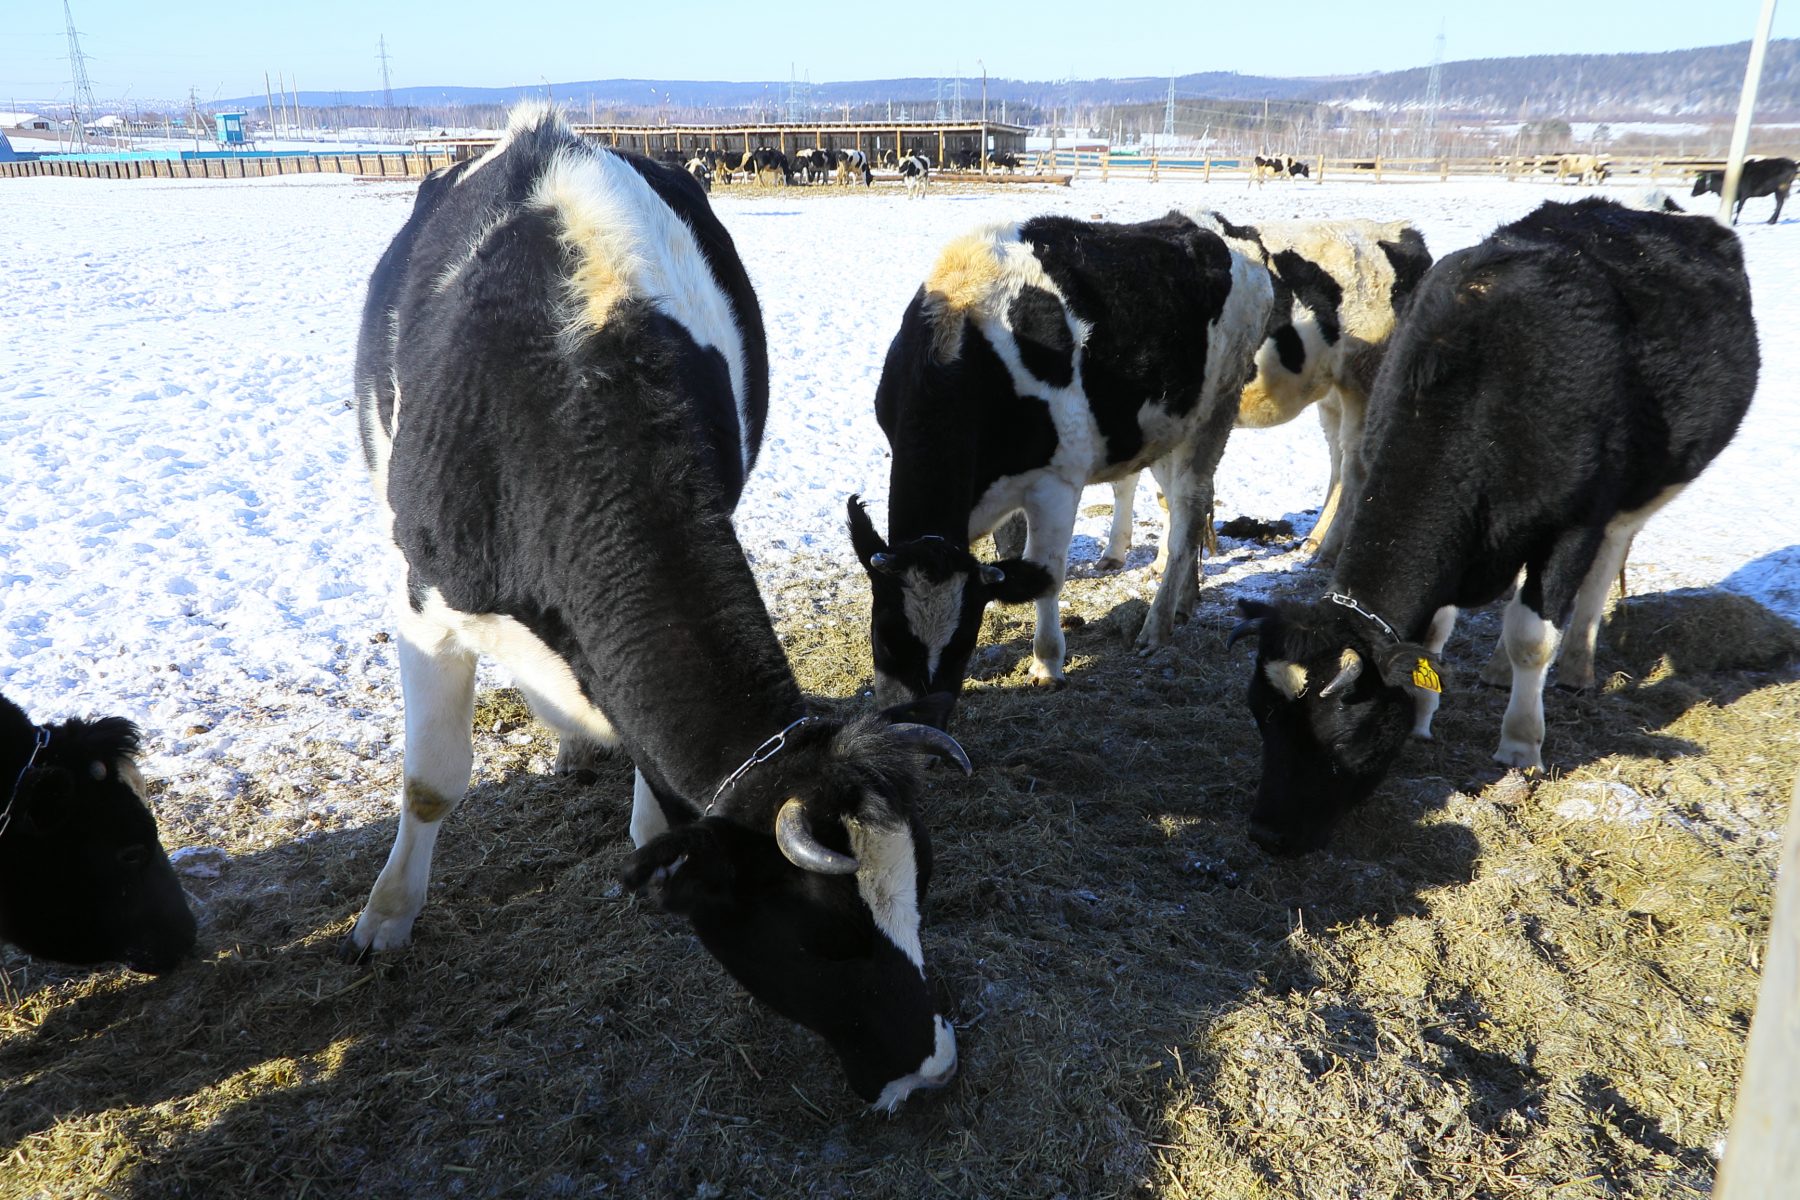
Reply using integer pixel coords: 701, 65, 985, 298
2, 171, 1795, 830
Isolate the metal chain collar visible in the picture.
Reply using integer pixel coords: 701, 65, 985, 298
706, 716, 819, 815
0, 726, 52, 840
1323, 591, 1400, 642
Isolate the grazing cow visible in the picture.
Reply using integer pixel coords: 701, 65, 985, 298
834, 147, 872, 186
1231, 197, 1756, 854
683, 155, 712, 192
793, 147, 831, 184
348, 106, 965, 1110
986, 150, 1021, 174
1284, 156, 1311, 179
852, 212, 1274, 718
0, 693, 197, 974
1106, 213, 1433, 568
1555, 153, 1610, 185
899, 153, 930, 198
737, 146, 790, 186
1692, 156, 1797, 224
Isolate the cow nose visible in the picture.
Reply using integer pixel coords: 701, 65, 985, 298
1248, 819, 1299, 857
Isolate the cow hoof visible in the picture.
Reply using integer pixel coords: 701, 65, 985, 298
1096, 556, 1124, 572
1493, 741, 1543, 773
336, 931, 372, 965
1029, 674, 1068, 691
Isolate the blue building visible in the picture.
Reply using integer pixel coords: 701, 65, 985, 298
213, 112, 247, 146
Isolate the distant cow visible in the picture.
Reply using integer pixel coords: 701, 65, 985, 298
986, 150, 1021, 174
683, 155, 712, 192
738, 146, 790, 186
793, 147, 831, 183
0, 693, 197, 973
834, 147, 872, 186
1556, 153, 1610, 185
1106, 213, 1433, 568
1253, 154, 1286, 183
852, 212, 1273, 719
1232, 197, 1756, 854
1692, 156, 1797, 224
899, 152, 930, 198
348, 106, 966, 1110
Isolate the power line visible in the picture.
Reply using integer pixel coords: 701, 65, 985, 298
63, 0, 99, 151
377, 34, 394, 124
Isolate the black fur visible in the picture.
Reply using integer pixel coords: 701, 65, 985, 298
1240, 197, 1758, 853
0, 693, 196, 973
1691, 157, 1796, 224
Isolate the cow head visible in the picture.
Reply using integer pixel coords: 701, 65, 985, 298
1230, 599, 1444, 855
0, 696, 198, 974
622, 715, 969, 1111
847, 497, 1052, 722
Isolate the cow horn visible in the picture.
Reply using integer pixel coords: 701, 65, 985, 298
889, 723, 973, 775
1226, 617, 1264, 648
1317, 650, 1365, 698
869, 553, 902, 577
775, 798, 860, 875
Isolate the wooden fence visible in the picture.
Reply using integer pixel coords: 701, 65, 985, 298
0, 150, 461, 181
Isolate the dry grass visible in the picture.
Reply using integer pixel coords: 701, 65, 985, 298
2, 546, 1794, 1199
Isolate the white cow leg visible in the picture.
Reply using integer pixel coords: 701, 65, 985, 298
347, 618, 478, 956
1314, 390, 1368, 567
1495, 592, 1558, 771
1557, 489, 1678, 691
1147, 459, 1172, 576
1098, 475, 1137, 571
1413, 604, 1458, 739
1021, 486, 1078, 687
1304, 390, 1347, 560
1137, 460, 1208, 652
629, 768, 671, 848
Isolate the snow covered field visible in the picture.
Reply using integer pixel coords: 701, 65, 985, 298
2, 170, 1795, 831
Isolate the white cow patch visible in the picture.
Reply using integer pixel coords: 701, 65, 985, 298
872, 1015, 957, 1115
846, 815, 926, 971
529, 129, 752, 473
900, 569, 965, 680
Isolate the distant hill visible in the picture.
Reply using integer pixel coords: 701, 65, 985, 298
209, 38, 1795, 124
1310, 39, 1800, 118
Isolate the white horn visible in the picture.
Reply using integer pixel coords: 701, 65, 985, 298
1317, 649, 1365, 698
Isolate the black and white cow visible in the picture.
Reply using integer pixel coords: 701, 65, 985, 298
1692, 156, 1797, 225
792, 147, 831, 184
852, 212, 1273, 720
1107, 213, 1432, 567
348, 106, 964, 1110
986, 150, 1021, 174
899, 153, 931, 198
683, 155, 712, 192
0, 693, 197, 974
835, 148, 872, 186
1232, 197, 1757, 854
738, 146, 790, 186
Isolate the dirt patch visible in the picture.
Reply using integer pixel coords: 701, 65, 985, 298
3, 560, 1793, 1198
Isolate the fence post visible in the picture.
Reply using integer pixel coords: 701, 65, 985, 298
1203, 155, 1211, 183
1440, 157, 1449, 182
1375, 156, 1383, 182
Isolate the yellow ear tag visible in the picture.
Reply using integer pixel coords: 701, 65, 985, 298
1411, 658, 1442, 693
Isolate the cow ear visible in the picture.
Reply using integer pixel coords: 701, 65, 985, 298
983, 558, 1054, 605
845, 495, 890, 569
621, 823, 734, 915
1376, 643, 1446, 697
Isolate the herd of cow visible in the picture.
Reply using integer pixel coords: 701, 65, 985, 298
0, 103, 1767, 1114
666, 144, 1025, 195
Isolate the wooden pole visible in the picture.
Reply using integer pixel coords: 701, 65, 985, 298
1715, 773, 1800, 1197
1719, 0, 1780, 225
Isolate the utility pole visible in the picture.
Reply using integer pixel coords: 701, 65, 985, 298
1421, 20, 1446, 157
1719, 0, 1780, 225
377, 35, 395, 129
1165, 74, 1175, 140
62, 0, 99, 152
265, 72, 277, 137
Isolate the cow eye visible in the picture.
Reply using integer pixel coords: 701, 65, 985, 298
117, 845, 150, 868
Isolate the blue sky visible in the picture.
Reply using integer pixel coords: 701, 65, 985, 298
3, 0, 1795, 107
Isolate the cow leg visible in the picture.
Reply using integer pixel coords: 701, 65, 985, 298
1771, 185, 1788, 224
1495, 588, 1557, 771
1021, 485, 1079, 687
1146, 460, 1172, 576
1556, 485, 1681, 691
629, 768, 671, 848
554, 733, 611, 775
1305, 391, 1347, 561
1413, 605, 1458, 739
1098, 475, 1137, 570
1310, 388, 1367, 566
343, 619, 478, 958
1136, 454, 1214, 652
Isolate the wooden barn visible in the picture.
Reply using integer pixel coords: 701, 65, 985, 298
416, 119, 1030, 169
